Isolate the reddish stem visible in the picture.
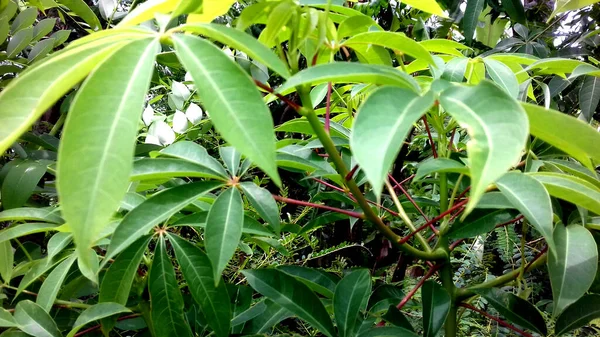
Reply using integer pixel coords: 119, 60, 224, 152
74, 314, 142, 337
457, 186, 471, 201
388, 174, 430, 222
525, 246, 548, 271
495, 215, 524, 229
399, 199, 469, 244
273, 195, 365, 219
254, 80, 302, 111
460, 303, 534, 337
312, 177, 345, 193
449, 239, 464, 251
422, 116, 437, 158
399, 174, 415, 185
448, 127, 457, 151
345, 164, 359, 181
325, 82, 332, 134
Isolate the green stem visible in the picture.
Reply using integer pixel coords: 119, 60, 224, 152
439, 239, 457, 337
440, 173, 449, 213
385, 180, 431, 252
49, 113, 67, 136
297, 88, 446, 261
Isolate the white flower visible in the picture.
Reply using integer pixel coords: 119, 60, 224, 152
171, 81, 191, 101
142, 105, 154, 126
147, 120, 175, 145
186, 103, 203, 124
172, 110, 189, 134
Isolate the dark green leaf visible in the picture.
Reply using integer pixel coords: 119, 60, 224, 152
7, 27, 32, 59
0, 207, 63, 223
448, 210, 519, 239
278, 266, 339, 298
130, 158, 227, 181
14, 300, 61, 337
10, 7, 36, 33
334, 269, 372, 337
530, 173, 600, 215
422, 281, 451, 337
502, 0, 526, 24
0, 308, 16, 327
0, 223, 61, 244
463, 0, 485, 44
415, 158, 469, 181
240, 182, 280, 234
55, 0, 101, 30
33, 18, 56, 41
555, 294, 600, 336
382, 306, 414, 332
1, 160, 47, 209
359, 326, 419, 337
579, 76, 600, 123
0, 241, 13, 283
242, 300, 292, 334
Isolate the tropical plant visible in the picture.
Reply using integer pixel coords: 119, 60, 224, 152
1, 0, 600, 337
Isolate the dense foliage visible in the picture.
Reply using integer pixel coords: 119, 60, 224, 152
1, 0, 600, 336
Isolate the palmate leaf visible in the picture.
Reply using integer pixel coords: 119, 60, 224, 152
439, 80, 528, 215
57, 38, 159, 280
173, 34, 280, 185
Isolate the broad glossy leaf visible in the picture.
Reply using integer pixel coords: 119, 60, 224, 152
415, 158, 469, 181
130, 158, 227, 181
473, 288, 547, 335
441, 57, 468, 82
206, 187, 244, 284
522, 103, 600, 170
7, 27, 32, 58
546, 159, 600, 189
100, 235, 151, 305
448, 209, 519, 239
176, 23, 290, 78
0, 308, 16, 327
240, 182, 280, 234
464, 0, 485, 44
495, 172, 555, 253
158, 141, 229, 178
149, 236, 193, 337
57, 38, 158, 271
67, 303, 130, 337
343, 32, 434, 65
548, 224, 598, 316
579, 76, 600, 122
232, 300, 267, 327
334, 269, 371, 337
168, 234, 231, 337
382, 306, 414, 331
483, 58, 519, 98
439, 80, 528, 215
104, 181, 222, 266
530, 172, 600, 214
337, 15, 379, 38
555, 294, 600, 335
277, 63, 420, 94
242, 269, 336, 337
0, 223, 61, 244
422, 281, 451, 337
351, 87, 435, 197
14, 300, 61, 337
55, 0, 101, 30
36, 255, 76, 312
1, 160, 47, 209
0, 240, 13, 283
360, 327, 419, 337
173, 34, 280, 185
399, 0, 446, 16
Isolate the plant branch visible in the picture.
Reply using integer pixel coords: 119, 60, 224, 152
254, 80, 302, 111
422, 116, 437, 158
388, 174, 430, 223
460, 303, 534, 337
272, 195, 365, 219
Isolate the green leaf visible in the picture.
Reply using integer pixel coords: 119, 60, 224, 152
549, 0, 599, 20
442, 58, 468, 82
58, 38, 158, 272
530, 172, 600, 214
67, 303, 130, 337
278, 266, 338, 298
422, 281, 451, 337
351, 87, 435, 197
130, 158, 227, 181
463, 0, 485, 44
14, 300, 61, 337
33, 18, 56, 41
7, 27, 33, 58
0, 308, 16, 328
343, 32, 435, 66
398, 0, 447, 16
579, 76, 600, 122
334, 269, 372, 337
242, 300, 292, 334
175, 23, 290, 79
555, 294, 600, 336
439, 80, 528, 215
502, 0, 526, 24
149, 236, 193, 337
382, 306, 414, 331
104, 181, 222, 266
172, 212, 275, 237
173, 34, 280, 185
1, 161, 47, 209
36, 255, 76, 313
495, 172, 556, 254
55, 0, 101, 30
240, 182, 280, 234
415, 158, 469, 181
50, 30, 70, 46
167, 234, 231, 337
277, 63, 420, 94
0, 240, 13, 283
0, 207, 63, 223
28, 38, 56, 63
242, 269, 336, 337
420, 39, 470, 57
10, 7, 36, 33
359, 327, 419, 337
448, 209, 519, 239
0, 223, 61, 244
205, 187, 244, 284
100, 235, 151, 305
158, 141, 229, 178
258, 0, 294, 47
548, 224, 598, 316
219, 146, 241, 176
483, 58, 519, 98
522, 103, 600, 170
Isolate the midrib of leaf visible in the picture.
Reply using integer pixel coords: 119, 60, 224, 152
257, 306, 289, 333
217, 190, 237, 267
486, 62, 510, 90
156, 247, 182, 334
77, 38, 157, 245
556, 228, 570, 310
174, 36, 271, 170
340, 278, 362, 337
19, 306, 54, 337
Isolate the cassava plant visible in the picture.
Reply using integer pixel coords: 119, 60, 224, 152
1, 0, 600, 336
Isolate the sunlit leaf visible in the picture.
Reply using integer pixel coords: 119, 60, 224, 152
530, 172, 600, 214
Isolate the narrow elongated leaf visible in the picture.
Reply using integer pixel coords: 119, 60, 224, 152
399, 0, 446, 16
158, 141, 229, 178
555, 294, 600, 335
173, 34, 280, 185
464, 0, 486, 44
360, 327, 419, 337
176, 23, 290, 78
243, 300, 292, 334
415, 158, 469, 181
258, 0, 293, 46
278, 266, 338, 298
130, 158, 226, 181
36, 255, 76, 312
10, 7, 37, 33
473, 288, 547, 335
100, 235, 151, 305
219, 147, 241, 176
0, 308, 16, 327
277, 63, 420, 94
242, 269, 336, 337
33, 18, 56, 41
0, 208, 63, 223
172, 212, 275, 237
522, 103, 600, 170
579, 75, 600, 122
440, 80, 528, 215
503, 0, 526, 24
549, 0, 599, 20
206, 187, 244, 284
232, 300, 267, 327
334, 269, 372, 337
495, 172, 555, 253
0, 223, 61, 244
14, 300, 61, 337
149, 236, 193, 337
483, 58, 519, 98
351, 87, 435, 197
29, 38, 56, 63
240, 182, 280, 234
55, 0, 101, 30
168, 234, 231, 337
343, 31, 435, 65
7, 27, 32, 59
530, 173, 600, 214
104, 182, 222, 266
422, 281, 451, 337
548, 224, 598, 316
448, 209, 519, 239
1, 160, 47, 209
67, 303, 130, 337
0, 240, 13, 283
57, 38, 158, 273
